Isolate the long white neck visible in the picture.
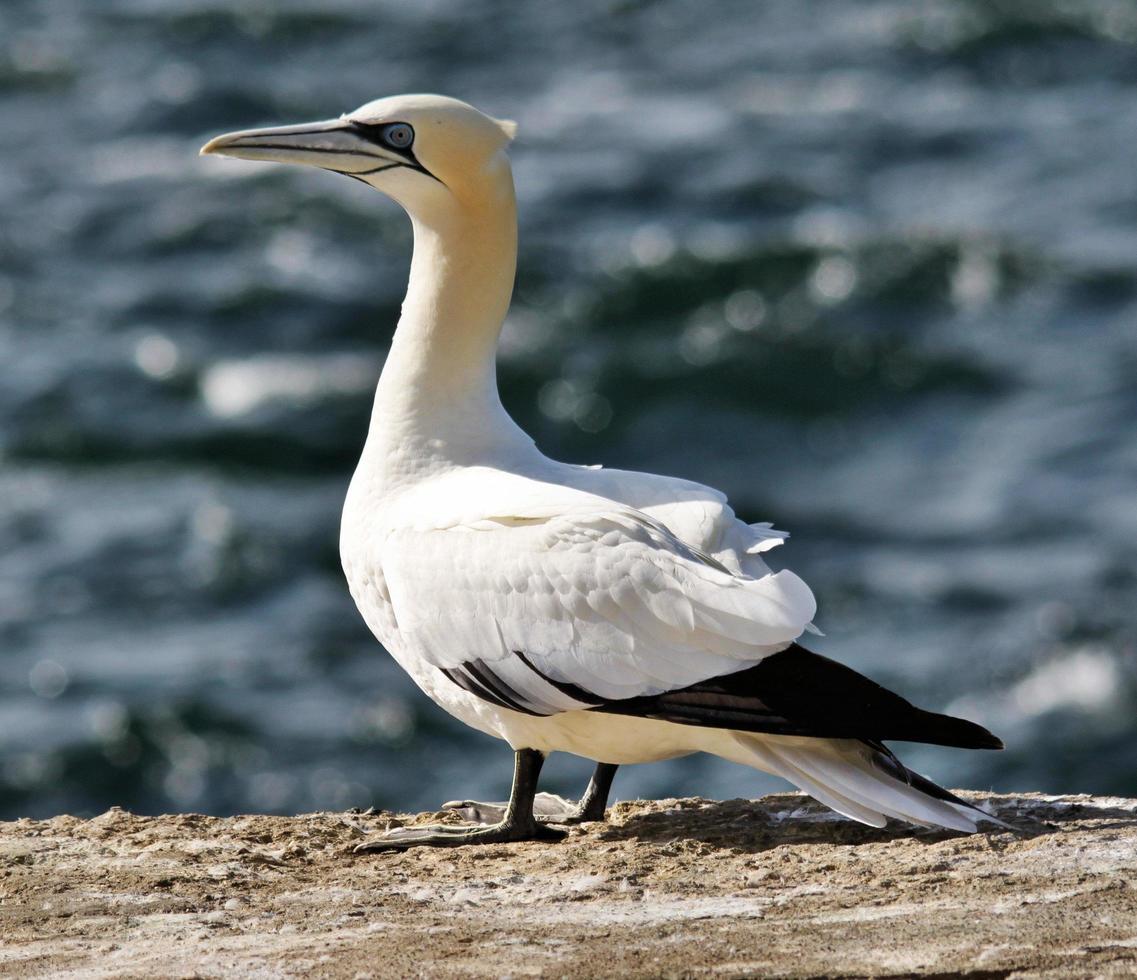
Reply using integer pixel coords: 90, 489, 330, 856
362, 155, 533, 478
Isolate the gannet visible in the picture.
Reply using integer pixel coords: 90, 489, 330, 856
202, 94, 1003, 850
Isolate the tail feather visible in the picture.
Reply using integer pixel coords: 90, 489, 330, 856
866, 744, 1011, 829
813, 748, 977, 831
750, 742, 890, 827
725, 732, 1001, 833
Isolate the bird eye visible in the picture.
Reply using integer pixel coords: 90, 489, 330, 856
383, 123, 413, 149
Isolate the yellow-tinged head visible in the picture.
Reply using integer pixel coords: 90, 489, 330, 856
201, 93, 517, 215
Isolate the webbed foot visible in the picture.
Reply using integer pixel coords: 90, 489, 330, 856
442, 792, 591, 825
355, 748, 574, 853
441, 761, 618, 826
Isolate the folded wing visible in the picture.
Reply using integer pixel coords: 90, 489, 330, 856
381, 497, 817, 716
595, 642, 1003, 749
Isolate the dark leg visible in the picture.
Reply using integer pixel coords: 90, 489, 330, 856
354, 749, 566, 853
443, 761, 619, 826
574, 762, 618, 823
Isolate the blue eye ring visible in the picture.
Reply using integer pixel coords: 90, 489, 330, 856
383, 123, 414, 149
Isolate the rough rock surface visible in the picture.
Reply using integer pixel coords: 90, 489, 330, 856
1, 792, 1135, 978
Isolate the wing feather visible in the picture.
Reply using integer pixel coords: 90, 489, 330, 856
381, 502, 816, 714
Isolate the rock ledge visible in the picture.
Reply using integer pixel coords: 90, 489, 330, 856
2, 792, 1135, 978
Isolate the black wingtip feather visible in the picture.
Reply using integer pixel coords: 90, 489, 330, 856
912, 709, 1004, 751
594, 642, 1005, 751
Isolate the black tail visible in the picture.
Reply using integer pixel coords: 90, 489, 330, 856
594, 642, 1004, 750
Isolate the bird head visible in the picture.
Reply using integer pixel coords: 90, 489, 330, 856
200, 93, 517, 217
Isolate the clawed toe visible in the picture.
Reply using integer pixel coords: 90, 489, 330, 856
354, 824, 472, 853
441, 800, 508, 824
353, 819, 566, 853
537, 808, 603, 826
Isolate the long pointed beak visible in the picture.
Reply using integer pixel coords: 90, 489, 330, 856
200, 118, 400, 176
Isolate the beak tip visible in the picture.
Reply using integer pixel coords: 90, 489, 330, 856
197, 119, 360, 166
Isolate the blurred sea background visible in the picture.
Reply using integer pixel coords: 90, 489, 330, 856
2, 0, 1136, 820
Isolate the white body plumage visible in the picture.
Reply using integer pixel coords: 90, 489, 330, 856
203, 93, 1001, 836
340, 453, 812, 760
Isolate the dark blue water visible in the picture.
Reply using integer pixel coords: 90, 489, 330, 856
2, 0, 1136, 820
